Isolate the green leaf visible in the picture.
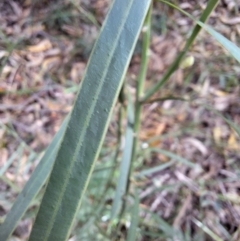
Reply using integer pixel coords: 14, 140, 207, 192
29, 0, 151, 240
0, 144, 24, 177
148, 148, 202, 170
142, 208, 185, 240
205, 105, 240, 137
193, 218, 224, 241
196, 21, 240, 64
142, 0, 219, 102
0, 116, 69, 241
159, 0, 240, 64
137, 160, 176, 177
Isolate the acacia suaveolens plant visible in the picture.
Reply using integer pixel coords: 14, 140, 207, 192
0, 0, 151, 240
1, 0, 240, 240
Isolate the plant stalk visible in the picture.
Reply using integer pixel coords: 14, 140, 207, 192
129, 4, 152, 176
141, 0, 219, 103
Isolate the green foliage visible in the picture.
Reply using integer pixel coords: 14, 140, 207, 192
1, 0, 240, 240
0, 116, 69, 241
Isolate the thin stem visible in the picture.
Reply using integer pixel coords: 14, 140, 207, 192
129, 4, 152, 177
141, 0, 219, 103
69, 0, 100, 28
106, 104, 125, 237
145, 95, 190, 103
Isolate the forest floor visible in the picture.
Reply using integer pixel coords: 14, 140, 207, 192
0, 0, 240, 240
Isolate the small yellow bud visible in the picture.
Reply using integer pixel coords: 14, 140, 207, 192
180, 55, 195, 69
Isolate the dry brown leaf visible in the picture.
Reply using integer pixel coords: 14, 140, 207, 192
157, 153, 168, 162
140, 122, 166, 147
200, 78, 210, 97
219, 15, 240, 25
26, 54, 44, 67
148, 140, 161, 148
212, 89, 229, 97
156, 122, 166, 136
177, 18, 189, 26
184, 138, 208, 156
148, 51, 164, 73
236, 25, 240, 36
19, 154, 28, 181
46, 100, 62, 112
42, 56, 61, 71
223, 0, 239, 11
140, 129, 157, 140
214, 98, 232, 111
151, 36, 168, 53
44, 48, 61, 58
5, 172, 15, 181
0, 148, 8, 167
0, 50, 8, 59
179, 2, 193, 9
2, 65, 12, 75
27, 39, 52, 53
176, 112, 186, 122
9, 0, 22, 17
225, 193, 240, 204
228, 132, 239, 150
24, 24, 45, 38
213, 126, 222, 145
0, 86, 7, 94
173, 69, 183, 85
61, 25, 83, 37
70, 62, 86, 82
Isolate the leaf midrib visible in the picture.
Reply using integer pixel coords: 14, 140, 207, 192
42, 0, 135, 239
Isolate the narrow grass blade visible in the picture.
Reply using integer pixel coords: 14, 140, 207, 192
205, 105, 240, 137
145, 96, 189, 103
142, 208, 185, 240
136, 160, 176, 177
0, 116, 69, 241
111, 97, 134, 220
193, 218, 224, 241
149, 148, 201, 170
201, 25, 240, 63
23, 151, 38, 176
142, 0, 219, 102
69, 0, 100, 28
126, 193, 139, 241
0, 144, 24, 177
29, 1, 151, 240
159, 0, 240, 64
0, 176, 21, 193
